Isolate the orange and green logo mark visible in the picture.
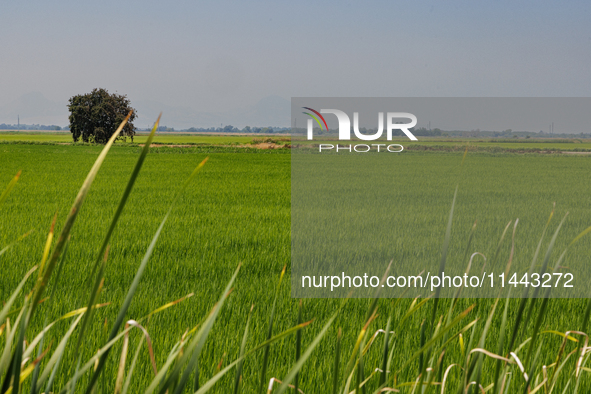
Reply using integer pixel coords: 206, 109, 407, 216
302, 107, 328, 131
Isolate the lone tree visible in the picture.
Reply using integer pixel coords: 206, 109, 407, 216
68, 88, 137, 143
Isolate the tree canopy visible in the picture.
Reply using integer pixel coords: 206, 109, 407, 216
68, 88, 137, 143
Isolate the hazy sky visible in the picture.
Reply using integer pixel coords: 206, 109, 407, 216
2, 0, 591, 128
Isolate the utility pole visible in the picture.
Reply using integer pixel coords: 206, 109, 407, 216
17, 115, 19, 132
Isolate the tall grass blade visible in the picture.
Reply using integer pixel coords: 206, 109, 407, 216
0, 267, 36, 326
573, 353, 591, 394
195, 360, 203, 391
379, 317, 391, 388
468, 300, 498, 393
438, 221, 478, 384
523, 213, 568, 369
523, 340, 544, 394
30, 235, 70, 394
0, 171, 21, 207
507, 206, 554, 353
527, 212, 568, 305
276, 312, 339, 394
58, 324, 136, 394
259, 265, 286, 394
487, 221, 512, 275
234, 304, 254, 394
0, 302, 26, 394
138, 293, 194, 324
581, 297, 591, 335
159, 263, 240, 394
27, 111, 132, 324
363, 259, 392, 324
333, 328, 341, 394
193, 321, 313, 394
86, 113, 161, 285
0, 303, 26, 381
114, 328, 130, 394
43, 344, 65, 394
294, 301, 302, 394
60, 296, 193, 394
426, 186, 458, 374
458, 318, 478, 393
11, 302, 28, 394
493, 294, 511, 394
356, 327, 368, 394
85, 156, 208, 394
399, 304, 474, 374
38, 212, 57, 278
121, 336, 145, 394
77, 114, 161, 372
434, 184, 457, 299
72, 247, 108, 381
491, 220, 518, 394
341, 263, 391, 392
144, 342, 185, 394
35, 314, 84, 392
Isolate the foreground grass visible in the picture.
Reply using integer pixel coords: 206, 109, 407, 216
1, 144, 591, 391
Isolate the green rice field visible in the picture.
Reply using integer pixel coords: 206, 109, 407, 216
1, 140, 591, 392
3, 131, 591, 151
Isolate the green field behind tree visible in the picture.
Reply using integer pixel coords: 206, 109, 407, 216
1, 142, 591, 392
4, 131, 591, 151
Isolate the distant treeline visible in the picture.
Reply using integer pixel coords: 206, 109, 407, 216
138, 125, 292, 133
3, 123, 590, 139
0, 123, 292, 133
0, 123, 67, 131
0, 123, 293, 133
291, 126, 591, 139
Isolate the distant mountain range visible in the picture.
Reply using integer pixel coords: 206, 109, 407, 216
0, 92, 291, 129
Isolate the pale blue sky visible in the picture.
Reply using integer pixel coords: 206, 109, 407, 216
1, 0, 590, 128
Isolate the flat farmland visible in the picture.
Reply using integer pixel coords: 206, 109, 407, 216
4, 131, 591, 151
1, 142, 591, 392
